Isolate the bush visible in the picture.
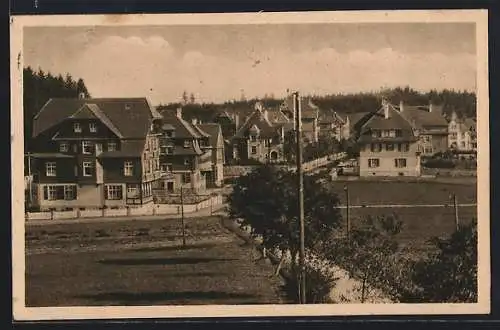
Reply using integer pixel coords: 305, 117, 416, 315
281, 264, 336, 304
423, 159, 455, 169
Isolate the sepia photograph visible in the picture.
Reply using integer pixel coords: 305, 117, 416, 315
11, 10, 490, 320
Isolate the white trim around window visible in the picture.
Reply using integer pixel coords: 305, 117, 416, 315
45, 162, 56, 176
82, 140, 93, 154
368, 158, 380, 168
73, 122, 82, 133
59, 142, 69, 153
82, 161, 93, 176
89, 122, 97, 133
124, 161, 134, 176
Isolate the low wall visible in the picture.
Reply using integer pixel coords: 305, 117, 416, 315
422, 167, 477, 177
25, 194, 223, 221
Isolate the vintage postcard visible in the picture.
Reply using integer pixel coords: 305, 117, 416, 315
11, 10, 490, 320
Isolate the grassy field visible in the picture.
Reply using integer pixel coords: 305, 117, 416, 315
26, 217, 287, 307
327, 180, 477, 205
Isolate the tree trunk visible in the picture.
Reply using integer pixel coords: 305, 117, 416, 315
274, 249, 287, 276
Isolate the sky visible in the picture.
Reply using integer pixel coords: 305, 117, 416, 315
23, 23, 477, 105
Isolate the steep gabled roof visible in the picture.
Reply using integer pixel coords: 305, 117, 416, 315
197, 123, 222, 147
233, 108, 278, 139
33, 98, 159, 139
281, 95, 319, 119
160, 110, 202, 139
398, 105, 448, 128
69, 103, 124, 138
358, 104, 417, 143
318, 111, 346, 125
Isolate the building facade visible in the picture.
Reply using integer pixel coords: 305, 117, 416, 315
357, 100, 421, 177
448, 111, 477, 152
28, 97, 164, 211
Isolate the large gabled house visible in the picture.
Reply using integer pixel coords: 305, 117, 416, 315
158, 108, 214, 194
318, 111, 351, 141
357, 99, 421, 177
230, 102, 292, 163
28, 97, 164, 211
397, 101, 449, 156
195, 123, 225, 187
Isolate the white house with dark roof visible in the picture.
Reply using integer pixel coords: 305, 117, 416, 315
447, 110, 477, 152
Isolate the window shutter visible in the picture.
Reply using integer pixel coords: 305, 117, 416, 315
104, 186, 108, 199
43, 186, 48, 200
57, 186, 64, 199
118, 186, 123, 199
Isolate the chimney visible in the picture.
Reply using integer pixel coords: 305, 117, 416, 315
176, 107, 183, 119
78, 92, 85, 99
429, 103, 433, 113
234, 114, 239, 130
399, 100, 404, 112
382, 99, 390, 119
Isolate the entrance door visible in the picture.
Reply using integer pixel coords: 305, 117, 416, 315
166, 181, 174, 193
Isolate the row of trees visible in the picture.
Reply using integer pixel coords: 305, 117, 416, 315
24, 66, 91, 151
228, 165, 478, 303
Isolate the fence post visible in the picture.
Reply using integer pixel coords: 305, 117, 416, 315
76, 208, 81, 218
50, 210, 54, 220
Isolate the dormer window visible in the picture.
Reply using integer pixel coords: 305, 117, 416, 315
74, 123, 82, 133
89, 122, 97, 133
107, 141, 117, 152
184, 140, 190, 148
250, 135, 257, 142
59, 142, 69, 153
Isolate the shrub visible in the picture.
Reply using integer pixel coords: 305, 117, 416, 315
281, 264, 336, 304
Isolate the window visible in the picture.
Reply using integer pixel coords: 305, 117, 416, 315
184, 140, 190, 148
398, 143, 409, 152
386, 143, 395, 151
89, 122, 97, 133
251, 146, 257, 154
161, 164, 173, 172
124, 161, 134, 176
127, 184, 139, 198
371, 130, 381, 138
368, 158, 380, 168
64, 185, 76, 200
83, 162, 93, 176
105, 185, 123, 200
395, 158, 407, 168
166, 146, 173, 155
184, 158, 190, 165
395, 129, 402, 137
59, 142, 69, 153
424, 147, 433, 154
107, 141, 117, 152
165, 131, 173, 138
370, 143, 382, 152
461, 142, 466, 148
45, 185, 58, 200
73, 123, 81, 133
450, 132, 457, 139
46, 162, 56, 176
82, 141, 93, 154
182, 173, 191, 184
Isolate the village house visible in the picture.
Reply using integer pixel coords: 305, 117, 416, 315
447, 110, 477, 152
318, 111, 351, 141
230, 102, 292, 163
357, 99, 421, 177
279, 94, 320, 143
194, 122, 225, 187
397, 101, 449, 156
157, 108, 216, 194
28, 96, 163, 211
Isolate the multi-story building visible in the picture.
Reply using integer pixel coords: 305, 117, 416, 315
28, 97, 164, 210
158, 108, 213, 194
230, 102, 291, 163
195, 122, 225, 187
318, 111, 351, 141
357, 99, 421, 177
447, 111, 477, 152
397, 101, 449, 156
279, 94, 319, 143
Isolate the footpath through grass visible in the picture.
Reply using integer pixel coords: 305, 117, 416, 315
26, 216, 287, 306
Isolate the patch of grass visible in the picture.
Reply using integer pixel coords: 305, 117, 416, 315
26, 217, 287, 306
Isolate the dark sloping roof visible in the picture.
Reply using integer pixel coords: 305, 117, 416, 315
233, 109, 278, 139
160, 110, 202, 139
33, 98, 159, 139
266, 109, 290, 123
398, 105, 448, 128
197, 123, 222, 147
358, 104, 417, 142
70, 103, 124, 138
98, 139, 145, 158
318, 111, 346, 125
463, 118, 476, 131
30, 153, 75, 159
173, 142, 204, 156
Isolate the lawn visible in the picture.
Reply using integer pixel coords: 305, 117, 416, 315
25, 216, 287, 307
327, 180, 477, 206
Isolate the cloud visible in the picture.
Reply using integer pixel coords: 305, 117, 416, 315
64, 35, 475, 104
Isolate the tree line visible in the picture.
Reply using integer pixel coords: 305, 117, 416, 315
228, 166, 478, 303
24, 66, 91, 151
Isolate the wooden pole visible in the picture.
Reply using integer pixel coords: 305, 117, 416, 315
180, 186, 186, 247
453, 193, 459, 231
344, 184, 350, 242
295, 91, 306, 304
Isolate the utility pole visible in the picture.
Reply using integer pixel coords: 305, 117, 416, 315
180, 186, 186, 247
344, 184, 350, 242
452, 193, 459, 231
294, 91, 306, 304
